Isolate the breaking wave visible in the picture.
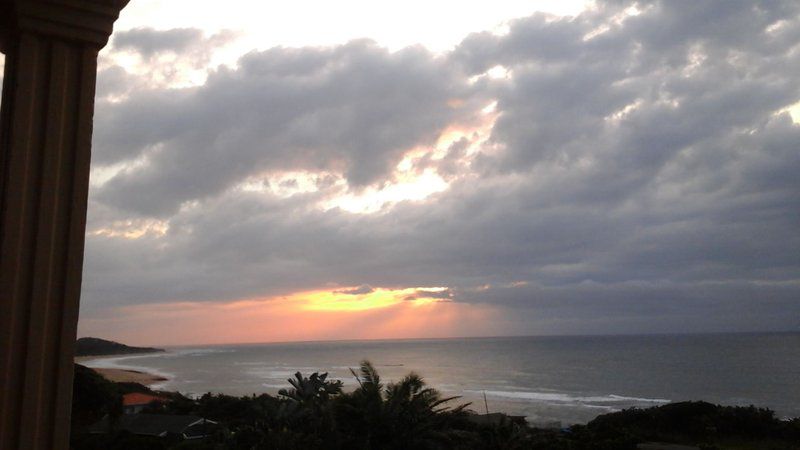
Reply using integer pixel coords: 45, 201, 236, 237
466, 389, 670, 405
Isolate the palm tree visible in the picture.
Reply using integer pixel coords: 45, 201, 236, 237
277, 371, 343, 442
279, 371, 343, 406
336, 360, 470, 449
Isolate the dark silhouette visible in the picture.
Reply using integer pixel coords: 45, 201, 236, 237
75, 337, 164, 357
72, 362, 800, 450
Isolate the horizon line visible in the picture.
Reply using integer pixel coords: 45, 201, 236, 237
94, 328, 800, 349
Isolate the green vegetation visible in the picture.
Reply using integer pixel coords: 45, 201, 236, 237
71, 364, 123, 431
75, 337, 164, 357
72, 364, 176, 429
71, 362, 800, 450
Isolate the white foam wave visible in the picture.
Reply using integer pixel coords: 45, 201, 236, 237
245, 366, 350, 379
80, 354, 174, 389
466, 389, 669, 404
175, 348, 236, 356
82, 352, 172, 368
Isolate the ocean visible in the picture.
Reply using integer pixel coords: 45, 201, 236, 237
82, 332, 800, 425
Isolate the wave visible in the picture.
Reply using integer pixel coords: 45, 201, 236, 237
247, 369, 297, 379
606, 394, 670, 403
183, 349, 236, 356
81, 352, 172, 368
465, 389, 669, 405
81, 357, 175, 390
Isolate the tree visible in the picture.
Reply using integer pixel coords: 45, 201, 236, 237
279, 372, 343, 406
334, 360, 470, 449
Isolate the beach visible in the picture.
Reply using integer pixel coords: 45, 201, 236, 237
75, 355, 168, 386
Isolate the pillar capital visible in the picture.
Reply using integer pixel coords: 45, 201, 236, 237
2, 0, 129, 49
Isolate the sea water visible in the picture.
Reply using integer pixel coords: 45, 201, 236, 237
82, 332, 800, 425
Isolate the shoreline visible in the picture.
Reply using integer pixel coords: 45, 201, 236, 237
91, 368, 168, 385
74, 353, 169, 386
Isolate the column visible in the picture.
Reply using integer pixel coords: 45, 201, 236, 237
0, 1, 128, 449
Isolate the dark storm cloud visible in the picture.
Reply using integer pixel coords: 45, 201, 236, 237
83, 0, 800, 333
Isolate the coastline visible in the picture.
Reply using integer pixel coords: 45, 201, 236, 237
74, 353, 169, 386
71, 333, 800, 423
90, 368, 168, 385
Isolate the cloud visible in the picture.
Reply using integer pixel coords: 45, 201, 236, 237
98, 27, 240, 95
91, 39, 485, 216
455, 1, 800, 183
404, 289, 454, 301
112, 27, 238, 60
114, 27, 205, 58
335, 285, 375, 295
81, 0, 800, 338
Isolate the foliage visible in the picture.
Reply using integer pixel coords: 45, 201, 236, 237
71, 364, 800, 450
334, 361, 471, 449
75, 337, 164, 357
280, 371, 343, 404
71, 364, 123, 433
583, 401, 792, 445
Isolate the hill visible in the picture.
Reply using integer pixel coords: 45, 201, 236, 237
75, 337, 164, 357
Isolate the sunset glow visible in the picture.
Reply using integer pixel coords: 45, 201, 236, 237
82, 286, 502, 346
300, 287, 447, 312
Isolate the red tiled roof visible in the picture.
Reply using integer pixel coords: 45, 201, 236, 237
123, 393, 166, 406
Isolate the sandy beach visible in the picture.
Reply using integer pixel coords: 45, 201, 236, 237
74, 355, 168, 385
91, 368, 168, 385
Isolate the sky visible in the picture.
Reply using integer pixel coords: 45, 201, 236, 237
66, 0, 800, 346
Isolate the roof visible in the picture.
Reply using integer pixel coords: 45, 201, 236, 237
88, 414, 211, 437
123, 392, 166, 406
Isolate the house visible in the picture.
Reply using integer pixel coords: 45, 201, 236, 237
89, 414, 217, 440
122, 393, 168, 414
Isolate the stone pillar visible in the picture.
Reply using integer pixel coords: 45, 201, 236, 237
0, 1, 127, 449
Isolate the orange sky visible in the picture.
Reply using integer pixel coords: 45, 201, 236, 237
79, 287, 512, 346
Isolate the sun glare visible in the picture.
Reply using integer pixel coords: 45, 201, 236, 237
301, 289, 400, 312
327, 170, 448, 213
782, 101, 800, 123
298, 286, 450, 312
